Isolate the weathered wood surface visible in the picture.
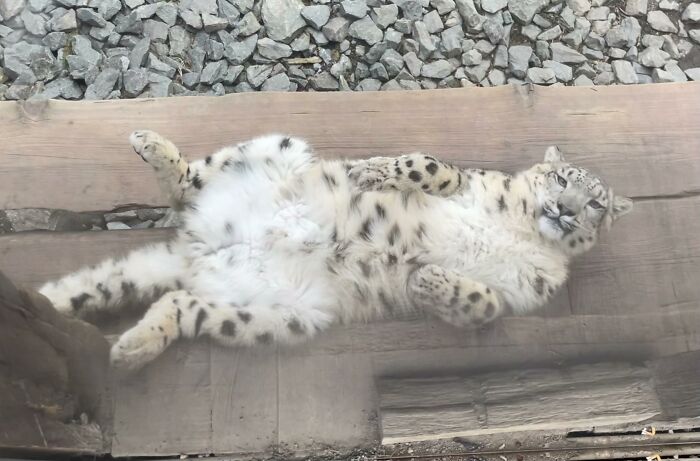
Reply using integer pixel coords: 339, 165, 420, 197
378, 363, 662, 444
1, 83, 699, 211
2, 84, 700, 456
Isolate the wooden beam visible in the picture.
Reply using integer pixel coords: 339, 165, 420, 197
2, 84, 699, 211
378, 363, 662, 444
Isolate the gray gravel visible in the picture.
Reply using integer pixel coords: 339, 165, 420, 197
0, 0, 698, 100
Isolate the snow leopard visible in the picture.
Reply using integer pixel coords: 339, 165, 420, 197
38, 131, 633, 372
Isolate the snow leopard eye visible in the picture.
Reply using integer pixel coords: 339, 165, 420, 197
555, 174, 567, 188
588, 199, 604, 210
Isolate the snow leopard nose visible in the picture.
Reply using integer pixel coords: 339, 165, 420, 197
557, 202, 576, 217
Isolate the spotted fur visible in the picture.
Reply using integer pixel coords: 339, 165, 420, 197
39, 135, 632, 371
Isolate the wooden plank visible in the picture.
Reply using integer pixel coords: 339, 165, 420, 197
1, 84, 699, 211
650, 351, 700, 420
277, 349, 378, 452
110, 340, 213, 457
378, 363, 662, 444
0, 229, 173, 289
210, 346, 278, 455
571, 196, 700, 314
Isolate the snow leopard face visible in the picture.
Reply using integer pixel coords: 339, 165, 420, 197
535, 146, 633, 247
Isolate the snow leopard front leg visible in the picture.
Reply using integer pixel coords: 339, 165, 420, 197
349, 153, 466, 196
408, 264, 505, 327
110, 290, 332, 371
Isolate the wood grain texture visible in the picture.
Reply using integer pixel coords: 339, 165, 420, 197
378, 363, 662, 444
1, 84, 699, 211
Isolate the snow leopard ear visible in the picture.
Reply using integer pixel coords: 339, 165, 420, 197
544, 146, 565, 163
611, 195, 633, 220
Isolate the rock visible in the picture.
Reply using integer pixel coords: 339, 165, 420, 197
586, 5, 608, 20
573, 74, 594, 85
535, 40, 550, 59
262, 0, 306, 42
509, 44, 532, 77
509, 0, 549, 24
0, 0, 25, 19
651, 68, 675, 82
431, 0, 456, 14
180, 9, 202, 28
181, 72, 200, 88
288, 31, 309, 51
689, 30, 700, 45
462, 49, 482, 65
664, 62, 688, 81
77, 8, 107, 27
234, 11, 261, 36
423, 10, 444, 33
412, 21, 437, 57
647, 11, 677, 33
455, 0, 484, 28
566, 0, 590, 15
52, 8, 77, 31
440, 25, 464, 56
481, 0, 507, 13
200, 59, 228, 84
488, 68, 506, 84
494, 44, 508, 67
123, 68, 148, 96
594, 70, 615, 84
658, 0, 679, 10
399, 0, 423, 20
356, 77, 381, 90
582, 46, 604, 59
682, 3, 700, 22
349, 16, 383, 45
40, 76, 82, 99
97, 0, 121, 20
464, 61, 490, 81
372, 4, 398, 29
309, 71, 339, 90
384, 28, 403, 48
607, 47, 626, 58
143, 19, 168, 42
483, 15, 505, 43
612, 59, 638, 83
625, 0, 647, 16
380, 48, 404, 76
116, 12, 144, 34
322, 17, 350, 41
301, 5, 330, 29
42, 32, 67, 51
261, 72, 291, 91
340, 0, 367, 18
420, 59, 454, 78
166, 26, 190, 56
257, 37, 293, 59
107, 221, 131, 230
84, 68, 120, 100
526, 67, 556, 83
684, 68, 700, 80
605, 17, 640, 48
156, 3, 178, 25
370, 62, 389, 80
522, 24, 542, 41
244, 64, 272, 87
637, 47, 670, 67
202, 13, 228, 32
543, 60, 572, 81
224, 34, 257, 64
403, 51, 423, 75
129, 37, 150, 69
538, 25, 561, 40
148, 53, 176, 77
90, 22, 116, 41
20, 9, 47, 35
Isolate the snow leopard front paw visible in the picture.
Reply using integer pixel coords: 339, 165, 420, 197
129, 130, 181, 169
408, 264, 503, 328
